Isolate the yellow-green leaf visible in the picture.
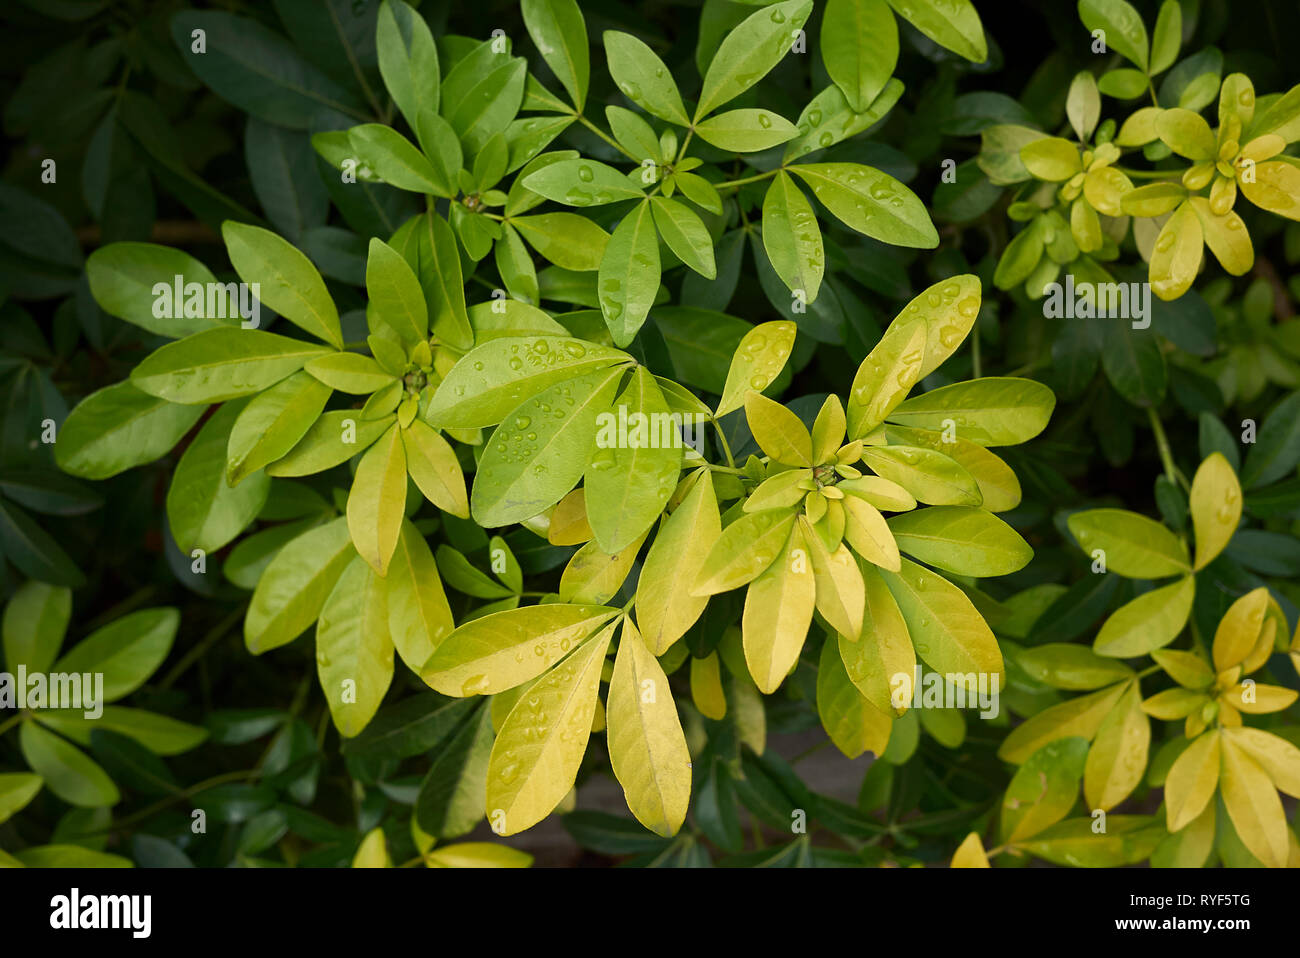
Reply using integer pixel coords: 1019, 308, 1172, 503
346, 422, 407, 575
1084, 681, 1150, 811
316, 557, 395, 737
1093, 575, 1195, 657
715, 320, 797, 418
1188, 451, 1242, 571
636, 470, 721, 653
743, 521, 816, 693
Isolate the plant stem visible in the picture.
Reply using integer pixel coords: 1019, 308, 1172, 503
1146, 407, 1187, 490
712, 421, 737, 468
158, 604, 247, 689
0, 713, 24, 737
577, 114, 637, 162
717, 168, 780, 191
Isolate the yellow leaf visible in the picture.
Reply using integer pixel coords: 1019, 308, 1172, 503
800, 516, 865, 637
635, 469, 722, 653
1239, 160, 1300, 221
1084, 681, 1150, 811
557, 530, 647, 605
424, 842, 532, 868
384, 521, 454, 671
346, 422, 407, 575
402, 420, 469, 517
1164, 729, 1220, 831
693, 510, 795, 596
816, 639, 890, 758
810, 395, 847, 464
884, 424, 1021, 512
1219, 734, 1289, 868
547, 489, 593, 545
1212, 587, 1268, 672
1188, 453, 1242, 571
951, 831, 990, 867
1189, 198, 1253, 276
879, 558, 1003, 690
839, 562, 915, 714
351, 827, 390, 867
1149, 200, 1203, 301
1141, 687, 1209, 719
316, 558, 395, 737
715, 320, 797, 417
1229, 681, 1298, 714
743, 521, 816, 693
725, 667, 767, 754
689, 650, 726, 719
842, 495, 901, 571
998, 683, 1127, 763
1151, 800, 1215, 867
607, 619, 692, 836
744, 390, 812, 465
1225, 727, 1300, 798
422, 604, 618, 697
1093, 575, 1195, 658
485, 623, 614, 835
847, 321, 926, 439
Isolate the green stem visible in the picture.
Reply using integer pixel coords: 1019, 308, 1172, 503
971, 325, 982, 379
717, 168, 780, 191
0, 713, 24, 737
712, 421, 737, 468
577, 114, 637, 162
158, 604, 247, 689
1147, 407, 1188, 490
674, 128, 695, 166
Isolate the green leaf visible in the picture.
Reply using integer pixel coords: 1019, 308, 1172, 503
1077, 0, 1149, 72
265, 411, 393, 477
603, 31, 689, 126
304, 351, 395, 394
366, 237, 427, 345
316, 557, 394, 737
245, 517, 357, 654
694, 109, 798, 152
887, 377, 1055, 446
167, 399, 270, 554
54, 607, 178, 702
347, 123, 447, 195
880, 559, 1003, 688
696, 0, 813, 120
403, 420, 469, 517
650, 197, 715, 280
347, 422, 407, 575
821, 0, 898, 111
86, 243, 240, 338
170, 11, 366, 129
599, 200, 661, 345
1100, 319, 1166, 405
784, 79, 905, 162
422, 603, 618, 696
1067, 71, 1101, 142
222, 222, 342, 348
817, 637, 891, 758
606, 106, 661, 165
1241, 392, 1300, 489
887, 506, 1032, 577
886, 0, 986, 62
385, 521, 455, 671
0, 772, 43, 825
376, 0, 440, 129
584, 367, 682, 553
521, 0, 589, 111
415, 701, 494, 837
1149, 0, 1182, 75
860, 445, 981, 506
745, 391, 813, 466
1016, 643, 1135, 690
56, 382, 205, 479
635, 470, 721, 654
511, 213, 610, 271
1019, 138, 1082, 181
413, 114, 462, 197
791, 163, 938, 248
1093, 575, 1195, 657
391, 212, 473, 349
226, 371, 332, 484
426, 335, 628, 428
762, 171, 824, 303
471, 366, 624, 527
998, 683, 1127, 763
0, 501, 84, 587
521, 158, 645, 207
693, 511, 796, 596
1085, 681, 1150, 810
132, 327, 331, 404
1066, 508, 1190, 578
1000, 737, 1089, 842
486, 623, 613, 834
2, 581, 69, 675
607, 619, 692, 836
444, 52, 527, 154
19, 722, 118, 808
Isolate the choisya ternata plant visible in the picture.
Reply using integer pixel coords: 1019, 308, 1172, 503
952, 454, 1300, 869
985, 0, 1300, 302
422, 275, 1054, 836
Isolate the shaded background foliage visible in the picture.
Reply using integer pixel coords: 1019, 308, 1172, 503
0, 0, 1297, 867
